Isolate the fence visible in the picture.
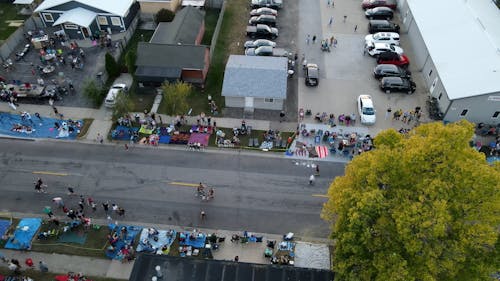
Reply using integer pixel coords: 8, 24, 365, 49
0, 16, 43, 61
208, 0, 227, 59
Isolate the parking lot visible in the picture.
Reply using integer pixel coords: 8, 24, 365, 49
293, 0, 430, 134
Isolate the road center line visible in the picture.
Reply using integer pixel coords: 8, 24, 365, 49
168, 181, 199, 188
312, 194, 328, 198
33, 171, 68, 176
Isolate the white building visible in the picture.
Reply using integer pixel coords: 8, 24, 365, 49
398, 0, 500, 124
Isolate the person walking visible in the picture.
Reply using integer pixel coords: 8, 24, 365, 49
343, 15, 347, 23
312, 35, 317, 44
279, 111, 285, 122
102, 201, 110, 215
309, 174, 315, 185
354, 25, 358, 32
67, 186, 76, 196
315, 165, 320, 176
328, 16, 333, 26
34, 178, 47, 193
333, 38, 338, 48
200, 210, 206, 221
330, 36, 334, 47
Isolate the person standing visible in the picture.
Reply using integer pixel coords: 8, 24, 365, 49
354, 25, 358, 32
385, 107, 392, 120
279, 111, 285, 122
200, 210, 206, 221
333, 38, 338, 48
309, 174, 315, 185
315, 165, 320, 176
329, 16, 333, 26
102, 201, 110, 215
312, 35, 317, 44
343, 15, 347, 23
39, 261, 49, 272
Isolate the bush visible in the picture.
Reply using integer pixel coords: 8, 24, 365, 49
82, 79, 106, 106
105, 53, 120, 79
155, 9, 175, 24
125, 49, 137, 74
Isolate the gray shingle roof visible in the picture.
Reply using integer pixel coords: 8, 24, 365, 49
150, 6, 205, 45
221, 55, 288, 99
135, 42, 207, 70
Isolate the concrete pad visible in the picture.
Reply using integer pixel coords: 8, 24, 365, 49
106, 259, 134, 279
212, 240, 270, 264
294, 242, 330, 270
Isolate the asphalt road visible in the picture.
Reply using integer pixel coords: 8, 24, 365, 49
0, 140, 346, 238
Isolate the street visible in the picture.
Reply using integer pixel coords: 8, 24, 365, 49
0, 139, 346, 238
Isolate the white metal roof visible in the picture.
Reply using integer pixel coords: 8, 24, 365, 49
407, 0, 500, 100
35, 0, 134, 17
52, 7, 96, 27
13, 0, 34, 4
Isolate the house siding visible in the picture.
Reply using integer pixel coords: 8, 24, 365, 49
181, 69, 203, 84
253, 98, 283, 110
40, 12, 62, 27
225, 96, 245, 108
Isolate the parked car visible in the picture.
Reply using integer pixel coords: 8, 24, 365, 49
368, 20, 399, 34
377, 52, 410, 67
373, 64, 411, 79
244, 39, 276, 48
249, 15, 277, 27
246, 24, 278, 39
105, 83, 128, 108
365, 32, 400, 46
250, 7, 278, 16
380, 77, 416, 94
365, 7, 393, 20
362, 0, 397, 9
357, 95, 376, 125
251, 0, 282, 9
245, 46, 289, 56
366, 42, 404, 57
305, 63, 319, 86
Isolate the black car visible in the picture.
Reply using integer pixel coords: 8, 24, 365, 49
248, 15, 277, 27
365, 7, 393, 20
373, 64, 411, 79
368, 20, 400, 34
380, 77, 416, 94
251, 0, 282, 9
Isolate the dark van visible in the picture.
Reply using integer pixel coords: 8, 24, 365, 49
368, 20, 400, 34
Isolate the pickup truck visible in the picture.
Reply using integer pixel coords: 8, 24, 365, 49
246, 24, 278, 39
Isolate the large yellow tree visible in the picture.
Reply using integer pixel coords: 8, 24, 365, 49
322, 120, 500, 281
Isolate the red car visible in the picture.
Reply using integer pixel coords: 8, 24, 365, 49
362, 0, 397, 9
377, 52, 410, 67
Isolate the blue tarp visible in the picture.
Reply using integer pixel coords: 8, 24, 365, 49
105, 224, 142, 260
487, 156, 499, 164
159, 135, 171, 144
179, 232, 206, 248
4, 218, 42, 250
111, 126, 139, 140
0, 219, 11, 237
136, 228, 177, 253
0, 113, 81, 139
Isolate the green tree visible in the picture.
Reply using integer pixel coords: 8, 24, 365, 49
105, 52, 120, 79
161, 81, 191, 115
125, 49, 137, 74
321, 120, 500, 281
154, 8, 175, 24
82, 79, 105, 106
112, 89, 133, 120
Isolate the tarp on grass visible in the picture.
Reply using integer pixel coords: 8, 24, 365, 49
105, 224, 142, 260
136, 228, 177, 253
179, 231, 206, 248
188, 133, 209, 146
0, 219, 11, 237
4, 218, 42, 250
0, 113, 81, 139
111, 126, 139, 140
159, 135, 171, 144
57, 231, 87, 244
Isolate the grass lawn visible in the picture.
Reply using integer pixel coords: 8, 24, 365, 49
31, 221, 110, 258
208, 128, 294, 152
201, 9, 221, 45
0, 216, 20, 249
0, 268, 125, 281
77, 118, 94, 139
129, 83, 156, 113
0, 3, 28, 41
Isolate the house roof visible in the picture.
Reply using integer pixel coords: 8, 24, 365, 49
222, 55, 288, 99
150, 6, 205, 45
135, 42, 207, 70
13, 0, 34, 4
52, 7, 96, 27
34, 0, 134, 17
407, 0, 500, 100
129, 254, 335, 281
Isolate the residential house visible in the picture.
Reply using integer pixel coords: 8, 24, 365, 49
137, 0, 182, 19
222, 55, 288, 113
34, 0, 140, 40
135, 6, 209, 85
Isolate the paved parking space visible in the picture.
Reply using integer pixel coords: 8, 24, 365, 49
296, 0, 431, 135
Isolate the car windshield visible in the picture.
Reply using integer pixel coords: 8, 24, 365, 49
363, 107, 375, 115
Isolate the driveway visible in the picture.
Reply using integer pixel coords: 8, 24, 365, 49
296, 0, 430, 135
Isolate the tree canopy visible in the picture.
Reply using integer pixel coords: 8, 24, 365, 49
161, 81, 191, 115
321, 120, 500, 281
155, 9, 175, 24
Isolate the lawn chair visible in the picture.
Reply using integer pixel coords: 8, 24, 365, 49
248, 138, 254, 147
253, 138, 259, 147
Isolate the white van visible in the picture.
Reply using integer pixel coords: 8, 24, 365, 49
104, 84, 128, 108
365, 32, 400, 46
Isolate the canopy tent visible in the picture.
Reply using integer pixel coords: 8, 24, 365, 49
53, 8, 97, 27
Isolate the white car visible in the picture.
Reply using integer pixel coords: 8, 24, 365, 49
365, 32, 400, 46
366, 42, 404, 57
357, 95, 376, 125
105, 83, 128, 108
244, 39, 276, 49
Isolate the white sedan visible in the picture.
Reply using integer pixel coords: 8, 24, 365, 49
366, 42, 404, 57
105, 83, 128, 108
364, 32, 400, 46
357, 95, 376, 125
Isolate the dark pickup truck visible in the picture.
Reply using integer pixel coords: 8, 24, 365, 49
246, 24, 278, 39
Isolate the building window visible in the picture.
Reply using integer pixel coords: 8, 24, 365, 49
264, 98, 274, 103
493, 111, 500, 118
438, 92, 443, 100
428, 69, 433, 77
460, 109, 468, 116
110, 17, 122, 26
64, 24, 78, 30
42, 13, 54, 22
97, 16, 108, 25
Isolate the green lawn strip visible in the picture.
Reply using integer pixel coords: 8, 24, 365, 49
0, 267, 125, 281
208, 128, 294, 152
201, 9, 220, 45
77, 118, 94, 139
0, 216, 20, 248
0, 3, 29, 41
129, 83, 156, 113
30, 221, 110, 258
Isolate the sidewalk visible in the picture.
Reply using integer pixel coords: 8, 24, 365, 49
0, 212, 331, 279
